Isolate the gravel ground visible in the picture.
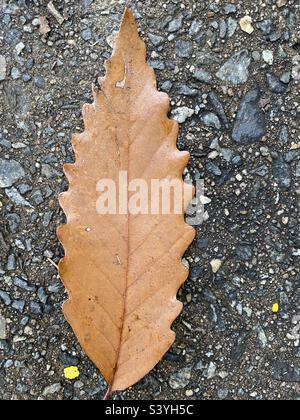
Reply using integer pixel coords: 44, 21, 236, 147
0, 0, 300, 401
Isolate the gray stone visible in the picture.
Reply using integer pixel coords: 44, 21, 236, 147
161, 80, 172, 92
169, 367, 192, 389
217, 50, 251, 85
278, 125, 289, 145
34, 76, 45, 89
148, 33, 164, 46
18, 183, 32, 194
11, 67, 21, 80
30, 190, 44, 206
4, 360, 13, 369
0, 291, 11, 306
38, 287, 48, 304
257, 325, 268, 349
189, 19, 203, 36
175, 40, 193, 59
224, 4, 237, 14
5, 187, 33, 208
30, 301, 43, 315
296, 162, 300, 178
227, 17, 238, 37
0, 159, 25, 188
0, 55, 7, 81
231, 331, 251, 361
14, 277, 36, 292
194, 68, 213, 84
4, 29, 22, 45
201, 112, 221, 130
232, 88, 267, 145
218, 389, 229, 400
207, 362, 217, 379
266, 73, 288, 93
219, 19, 227, 38
0, 315, 7, 340
168, 15, 184, 33
41, 164, 61, 179
12, 300, 25, 313
174, 83, 198, 97
148, 60, 165, 71
280, 71, 291, 84
172, 107, 194, 124
43, 383, 62, 396
81, 28, 93, 41
7, 254, 16, 271
272, 156, 291, 190
256, 19, 273, 35
255, 165, 269, 177
23, 74, 31, 83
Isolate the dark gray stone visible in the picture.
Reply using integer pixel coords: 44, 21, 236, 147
273, 360, 300, 383
231, 331, 251, 362
208, 91, 229, 128
236, 244, 253, 261
266, 73, 288, 94
5, 213, 21, 234
30, 301, 43, 315
232, 88, 267, 145
256, 19, 274, 35
272, 156, 291, 190
206, 161, 222, 176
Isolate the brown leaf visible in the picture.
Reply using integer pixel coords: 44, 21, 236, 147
58, 8, 195, 394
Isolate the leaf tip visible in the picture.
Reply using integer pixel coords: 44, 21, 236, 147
119, 6, 139, 37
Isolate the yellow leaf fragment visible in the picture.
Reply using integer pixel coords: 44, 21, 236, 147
64, 366, 80, 380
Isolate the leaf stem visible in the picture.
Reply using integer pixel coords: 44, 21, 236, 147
103, 386, 112, 400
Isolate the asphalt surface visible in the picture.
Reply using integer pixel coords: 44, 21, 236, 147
0, 0, 300, 400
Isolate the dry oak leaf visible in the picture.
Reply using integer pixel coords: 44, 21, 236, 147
58, 8, 195, 395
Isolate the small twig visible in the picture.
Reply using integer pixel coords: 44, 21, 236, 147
47, 1, 65, 25
47, 257, 59, 272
